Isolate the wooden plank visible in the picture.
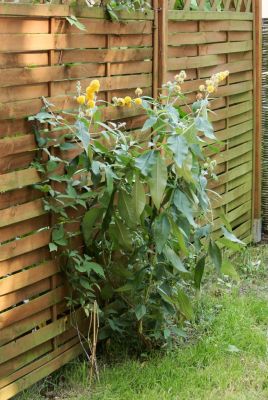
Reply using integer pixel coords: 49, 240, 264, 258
0, 214, 49, 244
168, 10, 254, 21
212, 180, 252, 208
0, 260, 59, 296
0, 84, 48, 104
0, 309, 84, 364
0, 342, 82, 400
214, 142, 253, 164
0, 152, 36, 174
0, 229, 50, 262
0, 64, 106, 88
199, 20, 253, 31
0, 187, 41, 210
0, 198, 46, 229
0, 135, 36, 156
0, 52, 48, 69
198, 40, 253, 56
0, 285, 66, 329
57, 48, 153, 64
168, 54, 226, 71
209, 161, 252, 189
0, 302, 65, 346
0, 275, 61, 312
168, 31, 227, 46
0, 17, 49, 34
0, 3, 70, 17
59, 18, 153, 34
76, 7, 154, 20
0, 332, 82, 389
0, 168, 40, 192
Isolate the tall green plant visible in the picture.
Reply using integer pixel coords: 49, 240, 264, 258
30, 71, 243, 349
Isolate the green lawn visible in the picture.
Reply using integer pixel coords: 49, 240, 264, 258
17, 246, 268, 400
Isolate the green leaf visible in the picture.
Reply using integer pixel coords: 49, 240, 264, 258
135, 304, 146, 321
118, 189, 136, 227
170, 221, 189, 256
221, 260, 240, 281
194, 255, 206, 290
135, 150, 157, 176
148, 154, 167, 210
85, 261, 105, 278
208, 240, 222, 273
49, 242, 58, 252
65, 15, 86, 31
221, 226, 245, 245
195, 116, 216, 140
177, 289, 194, 320
132, 178, 146, 219
173, 189, 197, 227
164, 246, 189, 273
167, 135, 189, 168
153, 213, 170, 254
110, 219, 132, 251
82, 208, 104, 246
142, 116, 157, 132
217, 237, 242, 252
75, 119, 90, 154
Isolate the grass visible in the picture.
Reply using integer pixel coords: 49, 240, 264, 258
16, 245, 268, 400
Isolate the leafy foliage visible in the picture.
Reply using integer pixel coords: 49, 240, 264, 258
30, 72, 243, 349
174, 0, 223, 11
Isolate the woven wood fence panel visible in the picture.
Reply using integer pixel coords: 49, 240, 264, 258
262, 18, 268, 233
0, 1, 259, 398
0, 4, 155, 399
163, 3, 254, 243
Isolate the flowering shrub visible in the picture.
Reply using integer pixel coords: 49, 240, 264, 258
31, 70, 243, 349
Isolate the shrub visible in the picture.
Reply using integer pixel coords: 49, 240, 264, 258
30, 70, 243, 349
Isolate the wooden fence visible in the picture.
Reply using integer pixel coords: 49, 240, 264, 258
0, 1, 261, 398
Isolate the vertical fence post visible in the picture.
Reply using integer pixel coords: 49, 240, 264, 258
253, 0, 262, 242
153, 0, 159, 99
158, 0, 168, 89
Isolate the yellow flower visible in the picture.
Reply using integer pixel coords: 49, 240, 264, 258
199, 85, 205, 92
89, 79, 100, 93
86, 86, 95, 99
135, 88, 143, 97
87, 99, 95, 109
207, 85, 215, 94
76, 95, 86, 105
117, 98, 125, 107
174, 85, 181, 93
124, 96, 132, 107
206, 79, 213, 86
134, 98, 142, 106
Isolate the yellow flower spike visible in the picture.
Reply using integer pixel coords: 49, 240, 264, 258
86, 90, 95, 102
124, 96, 132, 107
134, 98, 142, 106
76, 95, 86, 105
199, 85, 205, 92
117, 98, 125, 107
87, 99, 95, 109
207, 85, 215, 94
174, 85, 181, 93
135, 88, 143, 97
89, 79, 100, 93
